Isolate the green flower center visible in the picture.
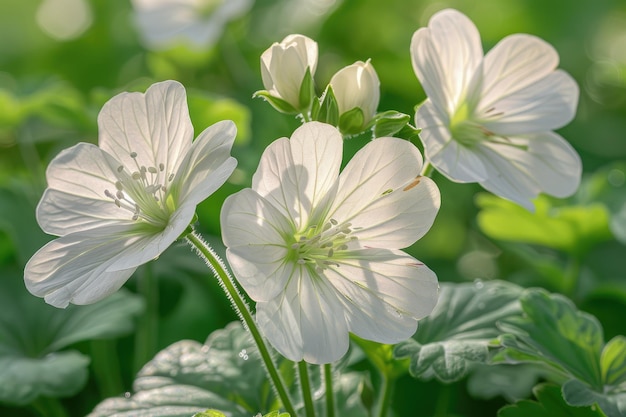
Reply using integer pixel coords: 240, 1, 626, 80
104, 151, 175, 229
449, 101, 492, 147
289, 218, 359, 273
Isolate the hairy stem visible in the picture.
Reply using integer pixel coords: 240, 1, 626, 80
186, 231, 297, 416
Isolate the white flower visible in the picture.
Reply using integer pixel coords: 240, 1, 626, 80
411, 8, 582, 210
221, 122, 440, 364
260, 34, 318, 111
24, 81, 237, 308
330, 60, 380, 126
131, 0, 252, 50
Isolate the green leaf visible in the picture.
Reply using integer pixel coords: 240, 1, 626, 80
0, 351, 90, 406
252, 90, 298, 115
0, 271, 144, 405
90, 322, 369, 417
338, 106, 365, 135
393, 280, 523, 382
476, 193, 613, 256
497, 289, 626, 417
601, 336, 626, 386
261, 412, 291, 417
563, 379, 626, 417
315, 85, 339, 126
187, 91, 252, 146
371, 110, 411, 138
498, 383, 607, 417
192, 411, 227, 417
577, 162, 626, 244
298, 67, 315, 111
497, 289, 604, 387
468, 364, 545, 402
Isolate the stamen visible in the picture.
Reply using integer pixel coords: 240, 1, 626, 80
159, 163, 165, 171
130, 152, 137, 158
148, 166, 158, 174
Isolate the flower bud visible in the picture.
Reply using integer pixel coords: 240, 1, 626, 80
329, 60, 380, 129
260, 34, 318, 112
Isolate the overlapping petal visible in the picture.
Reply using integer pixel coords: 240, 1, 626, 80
24, 224, 144, 308
173, 120, 237, 205
222, 188, 295, 301
329, 136, 440, 247
98, 80, 193, 179
37, 143, 133, 235
478, 132, 582, 209
256, 268, 349, 364
251, 122, 342, 229
411, 9, 482, 115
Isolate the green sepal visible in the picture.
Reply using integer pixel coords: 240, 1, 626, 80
372, 110, 411, 138
252, 90, 298, 115
338, 107, 365, 135
315, 85, 339, 126
298, 67, 315, 112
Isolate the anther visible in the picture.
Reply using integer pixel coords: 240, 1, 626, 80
330, 218, 338, 225
104, 189, 114, 199
148, 166, 158, 174
168, 174, 175, 181
116, 190, 124, 200
323, 222, 332, 232
159, 163, 165, 171
130, 152, 137, 158
115, 181, 123, 191
117, 166, 124, 173
132, 172, 141, 180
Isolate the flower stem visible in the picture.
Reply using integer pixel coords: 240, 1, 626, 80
30, 396, 68, 417
376, 374, 395, 417
324, 363, 335, 417
185, 231, 297, 417
563, 256, 582, 298
420, 161, 434, 177
134, 263, 158, 373
90, 339, 124, 398
298, 361, 316, 417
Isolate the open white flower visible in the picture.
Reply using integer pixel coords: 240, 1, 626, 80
25, 80, 237, 308
221, 122, 440, 364
411, 8, 582, 210
131, 0, 252, 50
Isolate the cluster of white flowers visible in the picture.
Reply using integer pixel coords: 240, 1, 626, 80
24, 9, 581, 365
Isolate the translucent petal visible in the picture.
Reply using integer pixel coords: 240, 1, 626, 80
326, 248, 439, 343
221, 189, 295, 301
37, 143, 132, 236
411, 9, 483, 116
256, 267, 349, 364
172, 120, 237, 206
480, 70, 579, 135
24, 224, 143, 308
416, 102, 488, 182
477, 131, 582, 210
251, 122, 342, 230
329, 137, 440, 248
98, 80, 193, 180
477, 34, 559, 112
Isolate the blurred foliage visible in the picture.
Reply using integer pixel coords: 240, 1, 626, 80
0, 0, 625, 416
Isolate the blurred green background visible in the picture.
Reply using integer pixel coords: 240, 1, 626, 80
1, 0, 625, 416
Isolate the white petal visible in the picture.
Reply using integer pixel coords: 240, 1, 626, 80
251, 122, 342, 230
478, 34, 559, 112
481, 69, 579, 135
172, 120, 237, 206
327, 249, 439, 343
416, 102, 489, 182
221, 189, 295, 301
106, 202, 197, 271
256, 267, 349, 364
477, 132, 582, 209
411, 9, 483, 116
37, 143, 132, 236
24, 225, 143, 308
329, 137, 439, 248
98, 80, 193, 178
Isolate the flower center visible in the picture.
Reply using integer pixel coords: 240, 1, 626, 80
104, 152, 175, 228
289, 218, 359, 273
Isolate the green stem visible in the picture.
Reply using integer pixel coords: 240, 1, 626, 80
298, 361, 316, 417
420, 161, 434, 177
300, 112, 312, 123
434, 384, 451, 417
90, 339, 124, 398
134, 263, 159, 373
324, 363, 335, 417
376, 374, 395, 417
185, 230, 297, 417
30, 396, 68, 417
